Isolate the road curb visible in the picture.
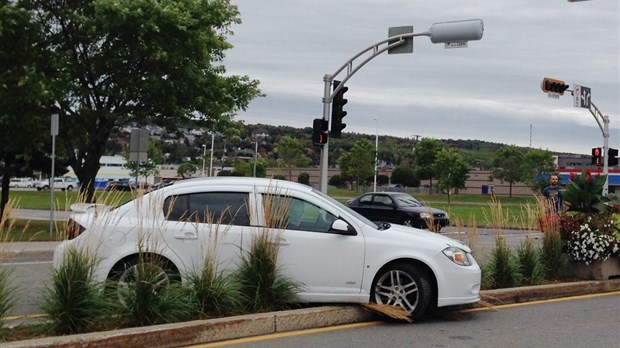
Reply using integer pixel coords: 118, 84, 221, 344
5, 279, 620, 348
480, 279, 620, 305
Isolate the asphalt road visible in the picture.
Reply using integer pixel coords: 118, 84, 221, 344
211, 293, 620, 348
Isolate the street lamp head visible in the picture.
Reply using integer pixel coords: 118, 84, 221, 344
427, 19, 484, 44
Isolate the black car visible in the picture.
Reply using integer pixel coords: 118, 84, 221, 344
346, 192, 449, 231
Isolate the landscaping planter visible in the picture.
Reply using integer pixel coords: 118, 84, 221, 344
564, 256, 620, 280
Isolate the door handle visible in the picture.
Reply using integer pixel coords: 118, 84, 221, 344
174, 232, 198, 240
278, 237, 290, 246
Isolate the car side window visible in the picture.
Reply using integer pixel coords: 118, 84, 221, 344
373, 195, 393, 207
263, 195, 337, 233
163, 192, 250, 226
359, 195, 373, 205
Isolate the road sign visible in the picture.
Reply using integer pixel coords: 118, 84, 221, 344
573, 84, 591, 109
445, 41, 468, 49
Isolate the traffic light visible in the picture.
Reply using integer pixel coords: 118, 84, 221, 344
330, 80, 348, 138
591, 147, 602, 165
608, 148, 619, 166
312, 118, 328, 146
541, 77, 569, 95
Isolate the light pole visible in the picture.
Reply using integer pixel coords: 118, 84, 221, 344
318, 19, 484, 192
49, 109, 59, 237
209, 131, 214, 177
253, 139, 259, 177
373, 118, 378, 192
201, 144, 206, 177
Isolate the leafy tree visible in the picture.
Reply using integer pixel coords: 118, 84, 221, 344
26, 0, 262, 202
177, 162, 197, 179
338, 139, 374, 188
328, 174, 346, 187
492, 145, 526, 197
432, 149, 471, 203
274, 136, 309, 180
414, 138, 443, 190
0, 1, 52, 217
522, 149, 556, 193
297, 172, 310, 185
391, 164, 419, 187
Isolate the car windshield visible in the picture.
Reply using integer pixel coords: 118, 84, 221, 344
313, 189, 379, 229
392, 194, 423, 207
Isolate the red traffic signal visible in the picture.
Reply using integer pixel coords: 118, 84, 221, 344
541, 77, 569, 95
312, 118, 328, 146
591, 147, 602, 165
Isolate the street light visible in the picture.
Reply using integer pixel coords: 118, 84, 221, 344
253, 138, 259, 177
209, 131, 215, 177
373, 118, 378, 192
49, 108, 59, 237
318, 19, 484, 192
201, 144, 206, 177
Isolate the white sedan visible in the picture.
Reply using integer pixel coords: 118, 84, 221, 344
54, 177, 480, 319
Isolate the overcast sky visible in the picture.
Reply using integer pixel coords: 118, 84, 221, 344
224, 0, 619, 155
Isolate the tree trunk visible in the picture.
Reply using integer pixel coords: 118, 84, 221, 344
0, 154, 16, 222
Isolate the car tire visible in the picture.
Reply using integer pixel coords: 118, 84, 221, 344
108, 255, 180, 304
370, 262, 432, 320
401, 217, 414, 227
66, 185, 74, 192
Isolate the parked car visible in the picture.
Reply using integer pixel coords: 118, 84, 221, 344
55, 177, 479, 319
105, 179, 150, 191
9, 177, 35, 188
34, 177, 78, 191
346, 192, 450, 231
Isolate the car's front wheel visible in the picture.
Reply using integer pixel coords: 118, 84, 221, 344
370, 263, 432, 320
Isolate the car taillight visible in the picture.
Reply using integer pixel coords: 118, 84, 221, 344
66, 219, 85, 239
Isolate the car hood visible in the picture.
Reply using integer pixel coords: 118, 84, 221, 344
383, 223, 470, 252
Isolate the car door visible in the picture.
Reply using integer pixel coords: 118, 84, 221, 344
159, 189, 251, 275
370, 194, 399, 223
352, 194, 381, 221
256, 192, 366, 297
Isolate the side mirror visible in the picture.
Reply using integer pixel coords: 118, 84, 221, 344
330, 219, 357, 236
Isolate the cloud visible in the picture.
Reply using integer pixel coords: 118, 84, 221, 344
227, 0, 619, 155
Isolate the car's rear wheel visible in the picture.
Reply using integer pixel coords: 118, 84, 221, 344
108, 255, 180, 305
66, 185, 74, 192
370, 263, 432, 320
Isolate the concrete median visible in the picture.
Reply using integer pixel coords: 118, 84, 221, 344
4, 279, 619, 348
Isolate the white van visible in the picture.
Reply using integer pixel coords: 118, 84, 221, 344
9, 177, 35, 188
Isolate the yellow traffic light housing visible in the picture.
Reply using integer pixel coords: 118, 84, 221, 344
541, 77, 569, 96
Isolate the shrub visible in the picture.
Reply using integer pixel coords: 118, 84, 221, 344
484, 236, 521, 288
41, 247, 115, 335
516, 237, 545, 285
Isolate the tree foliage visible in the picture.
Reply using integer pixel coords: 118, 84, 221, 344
274, 136, 310, 180
522, 149, 556, 193
338, 139, 375, 187
24, 0, 262, 202
390, 164, 419, 187
432, 148, 471, 202
492, 145, 526, 197
0, 1, 53, 217
414, 138, 443, 188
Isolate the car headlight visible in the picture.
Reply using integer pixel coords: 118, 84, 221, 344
442, 246, 473, 266
419, 212, 431, 219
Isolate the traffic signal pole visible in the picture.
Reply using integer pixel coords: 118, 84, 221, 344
586, 100, 610, 195
318, 19, 484, 192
